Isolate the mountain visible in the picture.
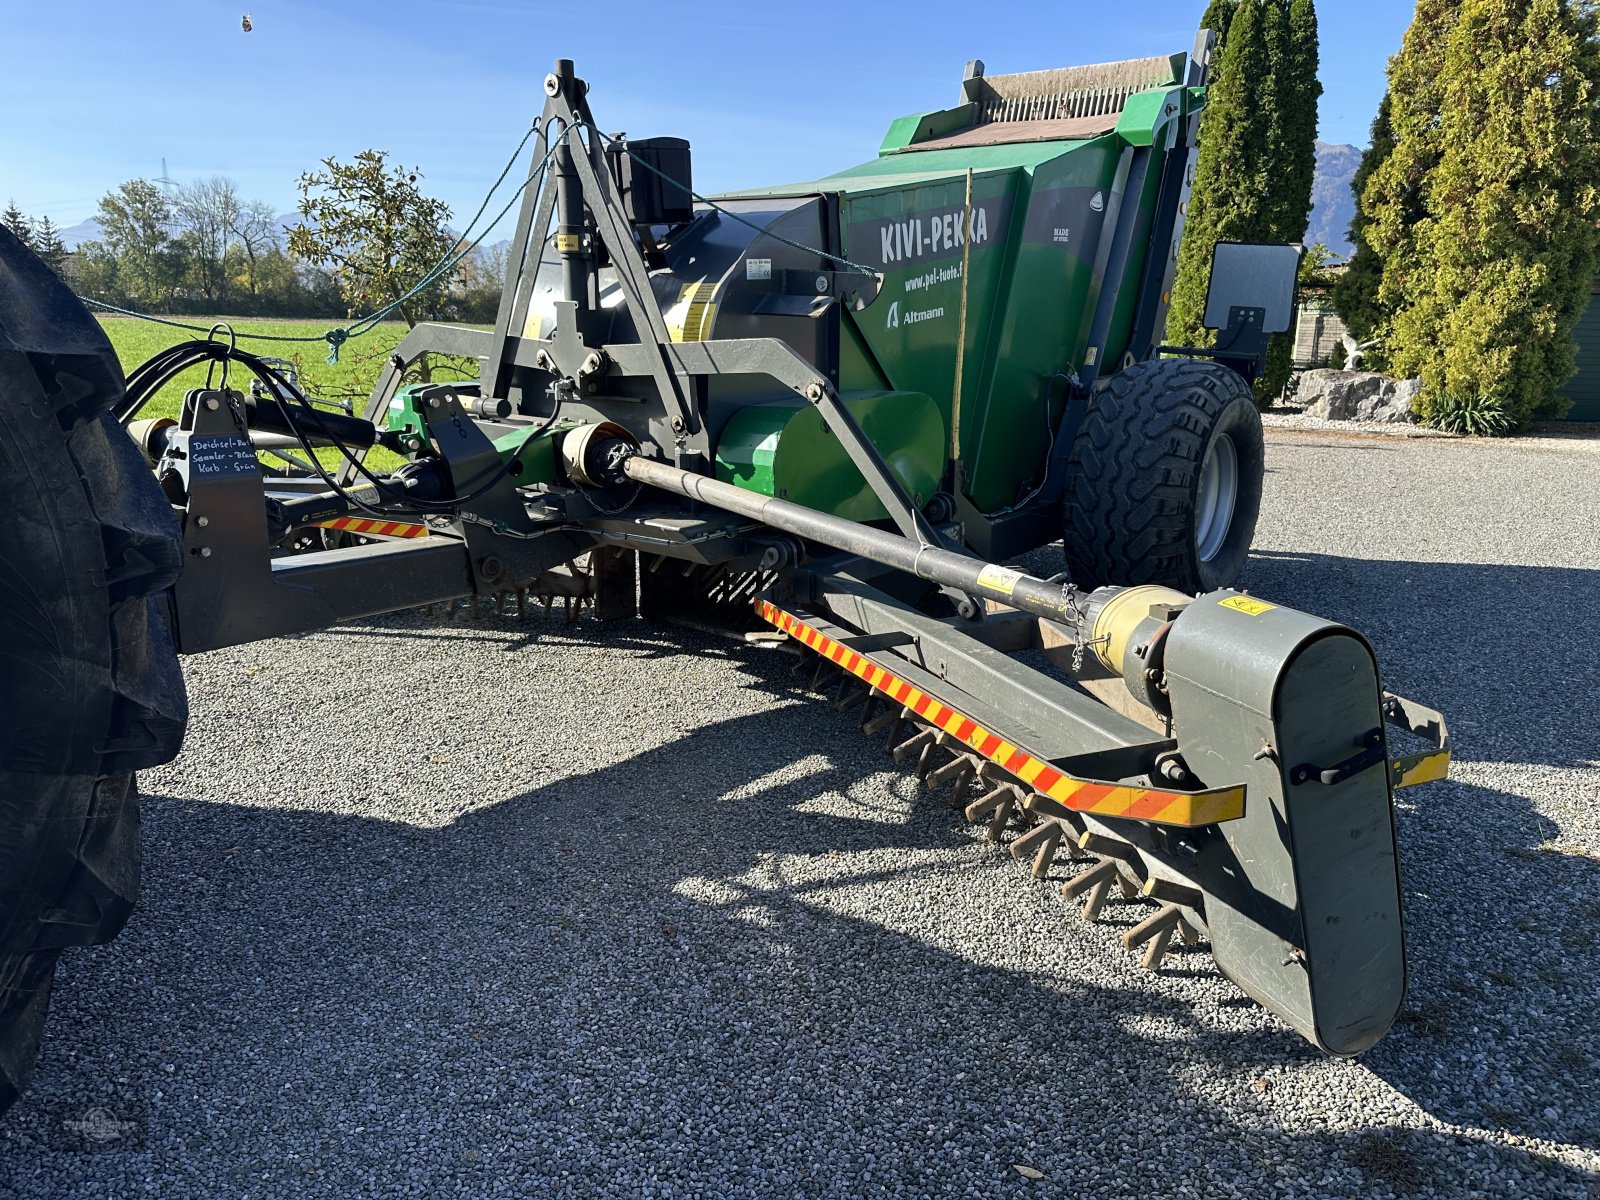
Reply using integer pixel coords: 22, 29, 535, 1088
1306, 140, 1361, 260
57, 211, 302, 251
58, 217, 102, 249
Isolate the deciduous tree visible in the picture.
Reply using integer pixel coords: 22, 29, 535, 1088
232, 199, 281, 297
176, 177, 242, 306
288, 150, 456, 329
96, 180, 184, 308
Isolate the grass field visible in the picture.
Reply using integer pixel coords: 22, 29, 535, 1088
98, 316, 411, 423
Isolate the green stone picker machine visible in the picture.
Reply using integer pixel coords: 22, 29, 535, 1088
0, 31, 1451, 1110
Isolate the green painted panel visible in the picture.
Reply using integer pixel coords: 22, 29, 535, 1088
715, 390, 945, 522
879, 104, 979, 155
832, 137, 1126, 510
1115, 88, 1175, 147
710, 78, 1205, 512
1100, 145, 1170, 368
493, 424, 561, 485
1560, 291, 1600, 420
962, 139, 1125, 510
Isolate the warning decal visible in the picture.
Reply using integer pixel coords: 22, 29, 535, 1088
1218, 596, 1276, 617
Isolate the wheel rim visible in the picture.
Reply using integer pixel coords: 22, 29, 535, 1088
1195, 433, 1239, 564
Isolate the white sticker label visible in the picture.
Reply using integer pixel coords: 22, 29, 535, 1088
746, 258, 772, 281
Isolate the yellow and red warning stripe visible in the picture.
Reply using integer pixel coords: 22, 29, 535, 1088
317, 516, 429, 539
755, 599, 1246, 829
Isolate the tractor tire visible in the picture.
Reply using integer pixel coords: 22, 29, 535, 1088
0, 229, 187, 1114
1062, 358, 1263, 594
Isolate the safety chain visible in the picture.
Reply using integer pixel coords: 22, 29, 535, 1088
1058, 576, 1089, 674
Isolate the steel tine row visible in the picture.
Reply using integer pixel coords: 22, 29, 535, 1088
797, 638, 1212, 975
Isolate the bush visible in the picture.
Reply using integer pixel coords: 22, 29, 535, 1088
1421, 391, 1515, 436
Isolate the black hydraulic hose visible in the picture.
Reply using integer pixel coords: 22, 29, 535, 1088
619, 454, 1090, 625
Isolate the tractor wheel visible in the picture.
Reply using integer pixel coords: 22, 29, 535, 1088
0, 230, 187, 1114
1062, 358, 1263, 594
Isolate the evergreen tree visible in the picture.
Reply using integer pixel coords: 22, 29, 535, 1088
1388, 0, 1600, 429
2, 201, 33, 249
1165, 1, 1320, 399
1199, 0, 1239, 52
1257, 0, 1321, 396
1165, 0, 1274, 351
1278, 0, 1321, 239
1363, 0, 1458, 324
32, 217, 68, 274
1332, 93, 1395, 349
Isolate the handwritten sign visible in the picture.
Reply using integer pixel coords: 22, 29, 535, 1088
188, 436, 259, 479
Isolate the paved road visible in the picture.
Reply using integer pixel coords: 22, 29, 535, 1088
4, 428, 1598, 1199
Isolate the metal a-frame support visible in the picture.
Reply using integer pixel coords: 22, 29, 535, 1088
469, 59, 973, 601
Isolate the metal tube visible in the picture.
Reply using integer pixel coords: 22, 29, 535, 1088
243, 396, 376, 448
554, 108, 590, 307
621, 454, 1089, 625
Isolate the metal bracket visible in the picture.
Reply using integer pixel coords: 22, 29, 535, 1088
800, 379, 945, 547
415, 389, 588, 588
479, 64, 705, 462
167, 389, 472, 653
1383, 691, 1453, 790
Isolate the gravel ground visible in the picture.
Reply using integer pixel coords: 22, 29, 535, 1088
4, 427, 1599, 1199
1260, 411, 1456, 438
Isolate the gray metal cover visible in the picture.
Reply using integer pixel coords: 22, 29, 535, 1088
1163, 592, 1405, 1055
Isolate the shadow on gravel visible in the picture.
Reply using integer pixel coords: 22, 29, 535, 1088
6, 637, 1597, 1197
1244, 550, 1598, 772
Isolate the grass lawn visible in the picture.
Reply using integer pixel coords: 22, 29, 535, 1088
98, 316, 410, 424
96, 316, 487, 474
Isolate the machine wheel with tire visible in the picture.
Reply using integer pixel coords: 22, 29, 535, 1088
0, 230, 187, 1113
1063, 358, 1264, 594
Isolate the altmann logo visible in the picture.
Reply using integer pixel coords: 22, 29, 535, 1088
885, 300, 945, 330
1090, 191, 1105, 212
878, 205, 992, 266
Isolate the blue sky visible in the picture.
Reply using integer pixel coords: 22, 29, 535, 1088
0, 0, 1414, 233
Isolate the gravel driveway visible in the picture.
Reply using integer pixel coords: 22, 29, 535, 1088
3, 427, 1598, 1199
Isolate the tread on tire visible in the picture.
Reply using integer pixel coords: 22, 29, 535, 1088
0, 229, 187, 1114
1062, 358, 1264, 594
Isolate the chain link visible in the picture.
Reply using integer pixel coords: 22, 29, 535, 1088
1055, 576, 1089, 674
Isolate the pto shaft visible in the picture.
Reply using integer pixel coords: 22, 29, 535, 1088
619, 453, 1090, 625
